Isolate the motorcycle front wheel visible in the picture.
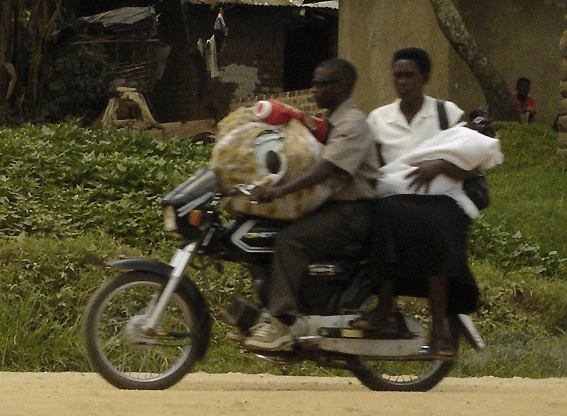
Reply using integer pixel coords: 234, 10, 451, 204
83, 271, 207, 390
348, 293, 456, 392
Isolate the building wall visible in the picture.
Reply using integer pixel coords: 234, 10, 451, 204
149, 3, 337, 123
230, 89, 326, 119
340, 0, 565, 125
452, 0, 564, 125
150, 4, 286, 122
338, 0, 451, 116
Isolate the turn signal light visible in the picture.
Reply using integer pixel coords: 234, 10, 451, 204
188, 210, 204, 227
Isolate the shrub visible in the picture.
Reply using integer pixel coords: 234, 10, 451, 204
43, 44, 111, 124
469, 216, 567, 277
0, 121, 213, 250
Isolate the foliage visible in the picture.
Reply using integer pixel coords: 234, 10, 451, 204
0, 1, 83, 119
0, 121, 213, 250
0, 122, 212, 371
479, 122, 567, 256
43, 44, 111, 124
0, 121, 567, 378
0, 234, 141, 371
469, 217, 567, 277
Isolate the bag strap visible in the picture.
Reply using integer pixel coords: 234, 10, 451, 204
437, 99, 449, 131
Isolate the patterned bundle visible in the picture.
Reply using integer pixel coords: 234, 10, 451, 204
210, 106, 340, 220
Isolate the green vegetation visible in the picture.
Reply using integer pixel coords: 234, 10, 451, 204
0, 120, 566, 378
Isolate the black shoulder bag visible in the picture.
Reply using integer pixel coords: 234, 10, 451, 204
437, 100, 490, 210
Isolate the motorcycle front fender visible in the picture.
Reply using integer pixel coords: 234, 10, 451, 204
106, 258, 173, 278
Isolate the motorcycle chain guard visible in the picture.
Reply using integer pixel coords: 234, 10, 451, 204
296, 315, 426, 358
221, 298, 427, 358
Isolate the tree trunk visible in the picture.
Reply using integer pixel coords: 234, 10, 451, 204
0, 1, 16, 66
24, 0, 61, 116
429, 0, 519, 121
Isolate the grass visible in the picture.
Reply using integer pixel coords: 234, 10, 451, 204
0, 120, 566, 378
481, 122, 567, 252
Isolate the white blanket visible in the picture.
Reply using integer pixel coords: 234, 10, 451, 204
377, 126, 504, 218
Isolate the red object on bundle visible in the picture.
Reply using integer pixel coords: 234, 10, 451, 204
254, 99, 328, 143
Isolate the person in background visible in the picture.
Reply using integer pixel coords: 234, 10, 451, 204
513, 77, 537, 123
241, 58, 380, 351
359, 47, 484, 359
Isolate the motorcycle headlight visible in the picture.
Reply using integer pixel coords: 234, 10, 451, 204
163, 205, 177, 232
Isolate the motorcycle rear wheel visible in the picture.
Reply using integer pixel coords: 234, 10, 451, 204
348, 294, 456, 392
83, 271, 207, 390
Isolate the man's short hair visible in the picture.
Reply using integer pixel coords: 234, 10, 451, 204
392, 47, 432, 75
316, 58, 357, 90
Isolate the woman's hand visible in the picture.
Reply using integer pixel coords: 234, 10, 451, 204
405, 159, 447, 194
405, 159, 479, 194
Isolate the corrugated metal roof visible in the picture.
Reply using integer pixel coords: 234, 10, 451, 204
181, 0, 337, 8
303, 1, 338, 9
182, 0, 301, 6
84, 6, 157, 27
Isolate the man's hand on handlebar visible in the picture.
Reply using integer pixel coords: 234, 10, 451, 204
249, 186, 286, 203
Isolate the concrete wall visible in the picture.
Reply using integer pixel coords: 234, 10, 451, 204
452, 0, 565, 125
340, 0, 565, 125
338, 0, 451, 116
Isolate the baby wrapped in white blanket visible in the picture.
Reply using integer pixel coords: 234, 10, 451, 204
377, 126, 504, 218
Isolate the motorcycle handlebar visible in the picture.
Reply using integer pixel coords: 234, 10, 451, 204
223, 184, 258, 203
233, 184, 257, 196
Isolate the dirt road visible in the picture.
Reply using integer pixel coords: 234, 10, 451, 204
1, 372, 566, 416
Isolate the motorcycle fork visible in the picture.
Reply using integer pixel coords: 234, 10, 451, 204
141, 242, 198, 333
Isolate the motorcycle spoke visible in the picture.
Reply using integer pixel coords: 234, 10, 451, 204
100, 334, 122, 354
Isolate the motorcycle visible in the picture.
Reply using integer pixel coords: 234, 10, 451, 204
82, 167, 485, 392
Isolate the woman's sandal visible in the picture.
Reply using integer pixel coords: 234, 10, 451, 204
430, 336, 457, 361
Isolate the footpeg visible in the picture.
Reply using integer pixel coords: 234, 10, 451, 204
318, 327, 364, 339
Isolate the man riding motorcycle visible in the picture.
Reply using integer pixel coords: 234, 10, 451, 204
241, 58, 381, 351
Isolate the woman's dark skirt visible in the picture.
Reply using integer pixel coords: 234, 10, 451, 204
371, 194, 479, 315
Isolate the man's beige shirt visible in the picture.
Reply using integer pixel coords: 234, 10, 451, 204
323, 98, 380, 201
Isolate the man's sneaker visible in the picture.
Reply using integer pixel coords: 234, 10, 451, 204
226, 327, 247, 343
243, 316, 293, 351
